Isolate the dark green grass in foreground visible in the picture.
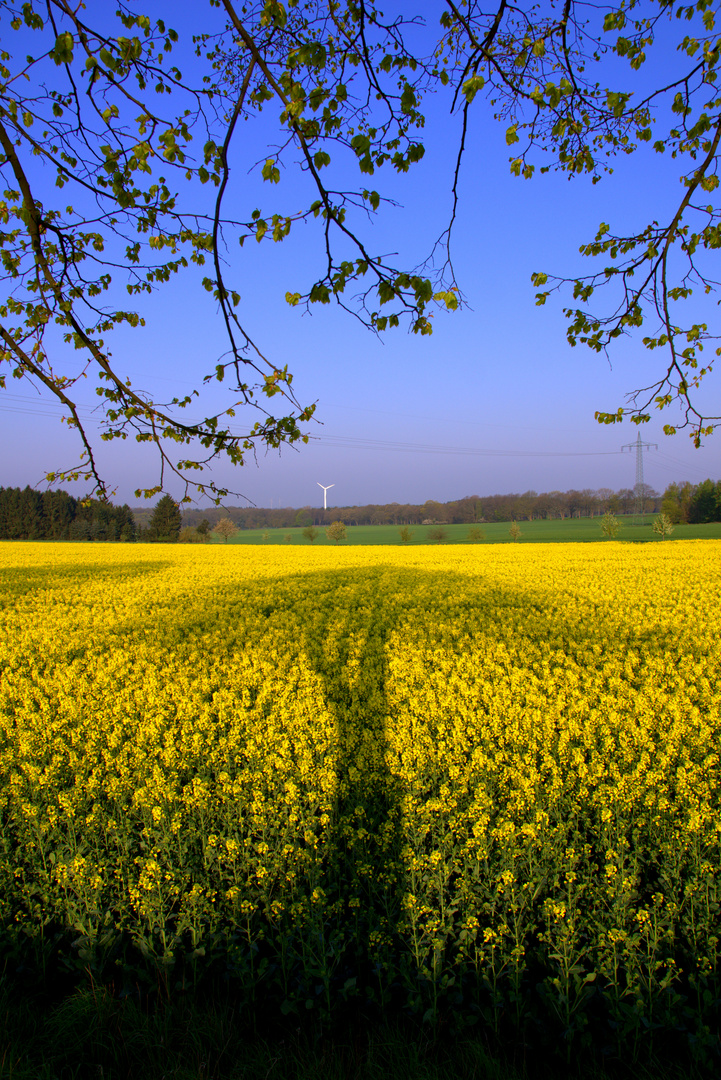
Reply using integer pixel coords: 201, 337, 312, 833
212, 517, 721, 546
0, 979, 709, 1080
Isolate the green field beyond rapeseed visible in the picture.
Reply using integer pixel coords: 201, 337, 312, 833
1, 542, 720, 1071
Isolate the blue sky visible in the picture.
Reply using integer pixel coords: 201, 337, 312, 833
2, 2, 719, 509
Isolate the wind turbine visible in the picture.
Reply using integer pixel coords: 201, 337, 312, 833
317, 482, 334, 510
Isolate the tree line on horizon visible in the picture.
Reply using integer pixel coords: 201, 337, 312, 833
0, 487, 136, 542
2, 481, 720, 543
0, 489, 176, 542
178, 482, 721, 531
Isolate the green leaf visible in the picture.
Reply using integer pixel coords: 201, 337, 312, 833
433, 290, 458, 310
350, 134, 371, 156
462, 74, 485, 103
262, 159, 281, 183
400, 83, 417, 114
50, 31, 74, 65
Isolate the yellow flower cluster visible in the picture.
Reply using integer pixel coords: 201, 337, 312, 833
1, 540, 719, 1049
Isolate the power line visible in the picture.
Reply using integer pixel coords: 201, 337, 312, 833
3, 393, 716, 475
655, 449, 719, 476
0, 394, 624, 458
315, 433, 624, 459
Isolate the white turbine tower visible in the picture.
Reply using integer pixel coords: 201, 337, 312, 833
317, 482, 334, 510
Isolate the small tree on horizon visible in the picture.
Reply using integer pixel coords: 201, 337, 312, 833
653, 513, 675, 540
178, 526, 208, 544
509, 521, 522, 543
303, 525, 319, 543
213, 518, 237, 544
427, 526, 448, 544
600, 512, 621, 539
398, 526, 413, 545
467, 526, 485, 542
326, 521, 347, 545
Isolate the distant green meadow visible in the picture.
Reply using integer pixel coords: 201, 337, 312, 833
210, 515, 721, 545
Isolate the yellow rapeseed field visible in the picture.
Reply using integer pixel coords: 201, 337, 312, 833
1, 540, 719, 1055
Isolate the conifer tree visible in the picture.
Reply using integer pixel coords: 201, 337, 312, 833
147, 496, 182, 543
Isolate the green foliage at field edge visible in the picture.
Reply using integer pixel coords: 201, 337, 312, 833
210, 518, 721, 546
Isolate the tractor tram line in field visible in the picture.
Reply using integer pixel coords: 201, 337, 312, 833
0, 541, 720, 1072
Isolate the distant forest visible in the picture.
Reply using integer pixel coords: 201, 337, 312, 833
2, 479, 719, 542
177, 481, 721, 530
0, 487, 136, 541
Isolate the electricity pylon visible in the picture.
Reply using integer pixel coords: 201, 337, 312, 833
621, 431, 657, 520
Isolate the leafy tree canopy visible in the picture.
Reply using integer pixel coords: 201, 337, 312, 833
325, 519, 346, 543
2, 0, 720, 503
600, 510, 622, 538
653, 511, 675, 537
213, 515, 237, 542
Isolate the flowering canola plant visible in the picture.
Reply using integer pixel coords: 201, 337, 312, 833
1, 541, 719, 1058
